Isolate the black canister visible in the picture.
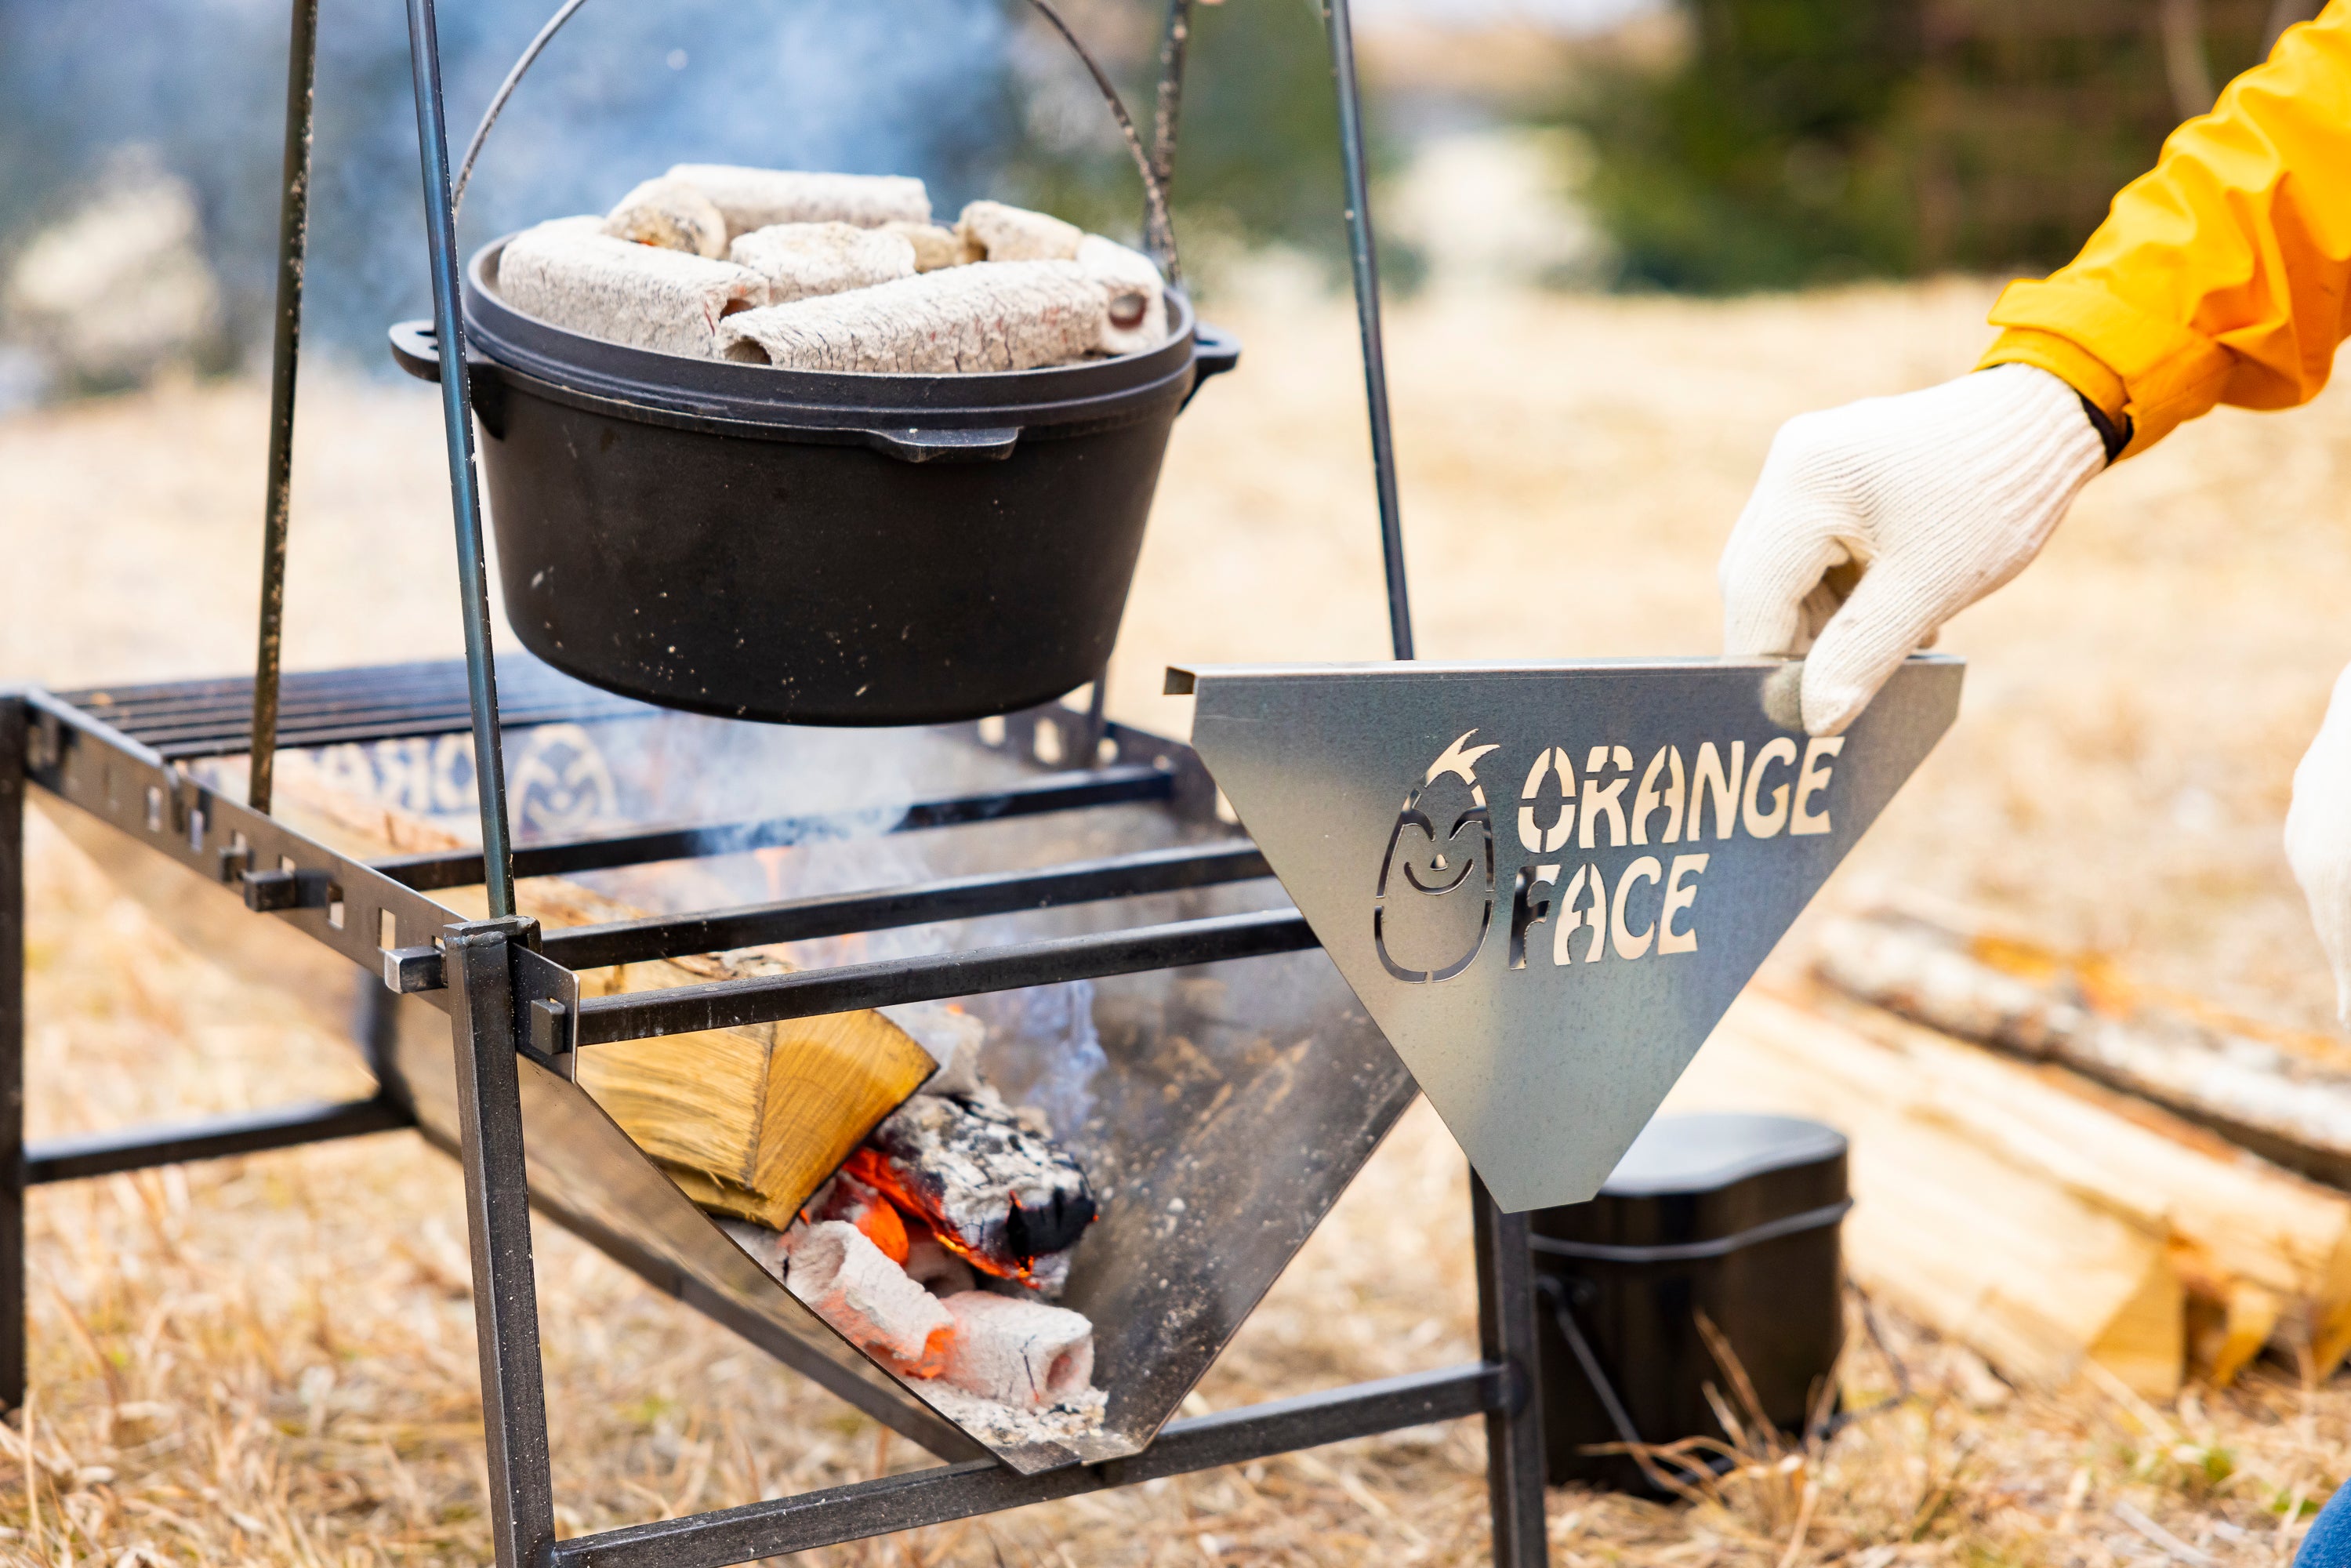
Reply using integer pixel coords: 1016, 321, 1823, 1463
1530, 1112, 1849, 1493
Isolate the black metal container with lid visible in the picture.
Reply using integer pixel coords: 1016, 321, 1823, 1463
1530, 1112, 1850, 1492
390, 239, 1238, 728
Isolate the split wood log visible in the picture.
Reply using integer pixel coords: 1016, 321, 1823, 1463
1677, 989, 2351, 1388
666, 165, 931, 239
263, 750, 938, 1229
727, 222, 916, 305
719, 261, 1105, 374
1813, 898, 2351, 1191
497, 219, 767, 359
1672, 993, 2184, 1396
602, 176, 728, 259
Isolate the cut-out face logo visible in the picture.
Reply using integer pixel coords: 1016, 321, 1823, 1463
1374, 730, 1499, 982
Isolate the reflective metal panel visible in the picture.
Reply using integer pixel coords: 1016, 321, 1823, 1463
1179, 656, 1961, 1212
31, 699, 1425, 1475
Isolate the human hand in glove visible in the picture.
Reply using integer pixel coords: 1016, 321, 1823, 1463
1719, 362, 2114, 735
2288, 666, 2351, 1026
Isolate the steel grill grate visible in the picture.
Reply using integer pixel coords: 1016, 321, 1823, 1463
61, 652, 647, 762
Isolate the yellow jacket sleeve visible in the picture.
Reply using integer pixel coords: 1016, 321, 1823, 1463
1977, 1, 2351, 457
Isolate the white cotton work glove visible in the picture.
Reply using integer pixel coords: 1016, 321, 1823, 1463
2288, 665, 2351, 1027
1720, 362, 2110, 735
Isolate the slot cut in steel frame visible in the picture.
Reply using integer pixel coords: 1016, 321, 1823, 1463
0, 0, 1555, 1564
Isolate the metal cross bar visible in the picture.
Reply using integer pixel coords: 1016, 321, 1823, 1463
549, 1363, 1506, 1568
542, 841, 1272, 969
25, 1098, 413, 1186
372, 764, 1178, 891
574, 909, 1319, 1046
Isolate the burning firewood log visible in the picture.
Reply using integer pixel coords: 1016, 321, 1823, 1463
665, 164, 931, 239
844, 1090, 1097, 1294
717, 261, 1106, 374
727, 222, 917, 304
601, 176, 728, 258
955, 198, 1083, 262
804, 1168, 910, 1262
499, 218, 768, 359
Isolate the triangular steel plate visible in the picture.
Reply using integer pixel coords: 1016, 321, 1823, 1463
1174, 656, 1961, 1211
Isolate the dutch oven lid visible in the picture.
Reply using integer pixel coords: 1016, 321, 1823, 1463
456, 236, 1221, 438
1599, 1113, 1847, 1199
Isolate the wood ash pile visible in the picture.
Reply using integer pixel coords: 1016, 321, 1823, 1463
495, 164, 1168, 372
721, 1007, 1108, 1445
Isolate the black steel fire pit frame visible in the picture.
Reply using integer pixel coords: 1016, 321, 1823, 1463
0, 0, 1554, 1564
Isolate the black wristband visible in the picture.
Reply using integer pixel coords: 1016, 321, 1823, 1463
2077, 394, 2131, 465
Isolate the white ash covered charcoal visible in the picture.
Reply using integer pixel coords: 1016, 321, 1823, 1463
955, 199, 1083, 262
903, 1231, 977, 1296
938, 1291, 1095, 1410
601, 176, 727, 258
666, 165, 931, 239
1076, 234, 1167, 356
498, 220, 767, 358
728, 221, 916, 305
883, 220, 980, 272
844, 1088, 1096, 1291
785, 1220, 952, 1377
718, 261, 1105, 374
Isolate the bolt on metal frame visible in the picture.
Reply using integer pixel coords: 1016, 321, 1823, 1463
0, 0, 1554, 1563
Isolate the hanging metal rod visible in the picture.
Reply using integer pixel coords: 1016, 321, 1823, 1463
403, 0, 519, 918
245, 0, 321, 816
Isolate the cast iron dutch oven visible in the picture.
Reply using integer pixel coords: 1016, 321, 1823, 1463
390, 237, 1238, 726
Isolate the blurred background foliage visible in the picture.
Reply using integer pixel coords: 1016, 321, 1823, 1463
1558, 0, 2312, 291
0, 0, 1380, 393
0, 0, 2335, 401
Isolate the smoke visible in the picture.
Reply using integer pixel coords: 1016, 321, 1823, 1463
283, 706, 1109, 1131
0, 0, 1021, 365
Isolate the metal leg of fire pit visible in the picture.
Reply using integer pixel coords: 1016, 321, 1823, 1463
447, 920, 557, 1568
0, 699, 26, 1413
1474, 1176, 1551, 1566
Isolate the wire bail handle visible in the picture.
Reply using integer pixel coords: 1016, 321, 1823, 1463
452, 0, 1181, 278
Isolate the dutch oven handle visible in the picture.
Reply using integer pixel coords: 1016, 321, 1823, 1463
387, 320, 507, 435
1185, 324, 1242, 409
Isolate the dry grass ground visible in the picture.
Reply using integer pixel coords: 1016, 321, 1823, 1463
3, 277, 2350, 1566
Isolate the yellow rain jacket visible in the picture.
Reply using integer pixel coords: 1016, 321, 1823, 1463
1978, 0, 2351, 457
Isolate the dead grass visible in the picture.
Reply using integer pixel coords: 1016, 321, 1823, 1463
3, 276, 2350, 1564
